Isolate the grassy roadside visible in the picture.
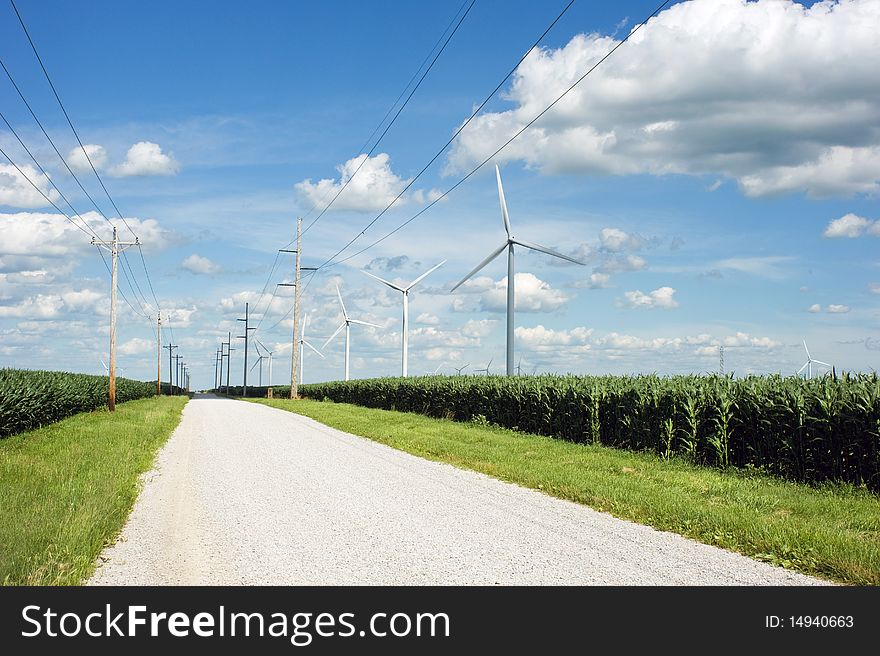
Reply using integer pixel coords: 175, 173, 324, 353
252, 398, 880, 585
0, 395, 188, 585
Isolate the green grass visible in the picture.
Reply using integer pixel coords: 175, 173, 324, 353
0, 395, 188, 585
252, 397, 880, 585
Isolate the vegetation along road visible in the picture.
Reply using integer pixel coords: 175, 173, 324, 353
90, 394, 827, 585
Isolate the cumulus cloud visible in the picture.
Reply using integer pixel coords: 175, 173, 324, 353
573, 272, 610, 289
808, 303, 822, 313
515, 325, 593, 350
599, 227, 641, 252
111, 142, 179, 177
827, 304, 851, 314
0, 164, 59, 208
461, 318, 497, 338
296, 153, 423, 213
620, 286, 678, 309
119, 337, 153, 356
67, 144, 107, 173
364, 255, 413, 272
823, 213, 879, 238
182, 254, 222, 275
0, 294, 63, 318
447, 0, 880, 198
416, 312, 440, 325
869, 282, 880, 294
480, 273, 570, 313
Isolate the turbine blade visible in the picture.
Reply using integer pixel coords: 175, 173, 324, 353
813, 360, 831, 367
803, 340, 810, 360
407, 259, 447, 290
301, 313, 309, 340
450, 241, 509, 291
513, 238, 585, 265
351, 319, 381, 328
797, 362, 809, 375
361, 269, 405, 292
303, 340, 325, 358
323, 322, 346, 348
335, 284, 348, 319
496, 165, 512, 238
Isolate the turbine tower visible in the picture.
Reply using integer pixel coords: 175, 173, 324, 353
451, 165, 585, 375
299, 313, 324, 384
798, 340, 831, 379
323, 285, 379, 381
362, 259, 446, 377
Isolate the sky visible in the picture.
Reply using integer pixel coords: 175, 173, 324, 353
1, 0, 878, 389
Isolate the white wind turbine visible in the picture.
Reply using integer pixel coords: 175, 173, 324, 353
323, 285, 380, 381
798, 340, 831, 379
451, 165, 585, 375
298, 313, 324, 384
361, 259, 446, 377
256, 340, 274, 388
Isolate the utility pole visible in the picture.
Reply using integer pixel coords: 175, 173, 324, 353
280, 218, 316, 399
225, 331, 234, 394
214, 348, 221, 390
91, 227, 139, 411
156, 314, 162, 395
163, 343, 177, 395
237, 303, 255, 397
172, 354, 182, 395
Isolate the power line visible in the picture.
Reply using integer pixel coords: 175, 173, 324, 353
297, 0, 472, 231
0, 143, 151, 320
9, 0, 167, 321
301, 0, 476, 236
312, 0, 670, 276
304, 0, 578, 280
0, 55, 156, 314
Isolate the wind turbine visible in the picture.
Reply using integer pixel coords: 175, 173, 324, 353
250, 345, 265, 387
798, 340, 831, 379
451, 165, 585, 375
256, 339, 274, 388
362, 260, 446, 377
299, 313, 324, 384
323, 285, 380, 381
425, 362, 445, 375
474, 358, 493, 376
454, 363, 469, 375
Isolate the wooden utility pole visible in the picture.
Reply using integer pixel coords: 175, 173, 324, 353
163, 343, 177, 395
172, 354, 182, 395
237, 305, 255, 397
290, 218, 302, 399
156, 314, 162, 395
91, 227, 139, 411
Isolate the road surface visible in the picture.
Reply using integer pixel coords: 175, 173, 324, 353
90, 394, 825, 585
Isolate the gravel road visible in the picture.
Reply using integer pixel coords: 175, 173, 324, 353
90, 394, 826, 585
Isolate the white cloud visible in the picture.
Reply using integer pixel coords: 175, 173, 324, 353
295, 153, 422, 213
0, 164, 59, 208
0, 294, 63, 318
67, 144, 107, 173
869, 282, 880, 295
461, 318, 497, 338
416, 312, 439, 325
447, 0, 880, 198
60, 289, 104, 313
119, 337, 153, 356
712, 256, 794, 280
808, 303, 822, 313
182, 254, 222, 275
827, 304, 850, 314
573, 272, 610, 289
621, 286, 678, 309
823, 213, 878, 238
111, 142, 179, 177
515, 325, 592, 349
599, 227, 640, 252
480, 273, 570, 313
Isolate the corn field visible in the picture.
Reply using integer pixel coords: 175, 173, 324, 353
0, 368, 159, 437
299, 373, 880, 492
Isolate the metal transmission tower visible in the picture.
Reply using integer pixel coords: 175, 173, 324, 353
237, 303, 256, 397
91, 227, 139, 411
279, 218, 317, 399
163, 343, 177, 395
452, 166, 585, 376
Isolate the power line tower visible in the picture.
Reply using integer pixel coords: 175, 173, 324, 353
236, 304, 255, 397
163, 343, 177, 395
91, 227, 139, 411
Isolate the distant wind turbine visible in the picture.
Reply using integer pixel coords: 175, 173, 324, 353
474, 358, 493, 376
362, 260, 446, 377
425, 362, 445, 375
451, 165, 585, 375
454, 363, 469, 375
299, 314, 324, 385
323, 285, 380, 381
798, 340, 831, 379
256, 339, 273, 388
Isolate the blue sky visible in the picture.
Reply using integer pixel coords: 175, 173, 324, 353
1, 0, 878, 388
